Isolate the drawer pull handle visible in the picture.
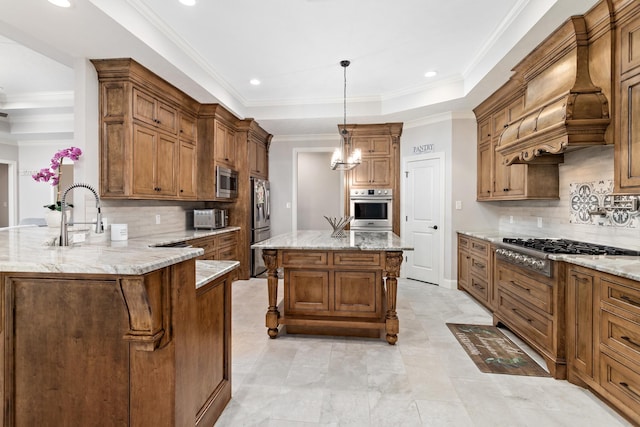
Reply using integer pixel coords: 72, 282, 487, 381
621, 295, 640, 308
510, 280, 531, 292
473, 262, 485, 269
619, 382, 640, 399
621, 335, 640, 349
473, 283, 485, 291
512, 308, 533, 323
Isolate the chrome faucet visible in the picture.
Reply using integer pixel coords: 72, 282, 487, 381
59, 183, 104, 246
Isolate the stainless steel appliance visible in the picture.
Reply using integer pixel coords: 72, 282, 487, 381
216, 166, 238, 199
251, 178, 271, 276
193, 209, 227, 230
349, 188, 392, 231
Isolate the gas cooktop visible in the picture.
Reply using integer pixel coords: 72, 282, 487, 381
502, 238, 640, 256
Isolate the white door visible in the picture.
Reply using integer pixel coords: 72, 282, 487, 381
404, 155, 442, 284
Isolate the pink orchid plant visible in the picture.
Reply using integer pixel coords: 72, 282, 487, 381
32, 146, 83, 211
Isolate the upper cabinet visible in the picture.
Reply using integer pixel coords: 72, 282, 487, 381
92, 58, 200, 200
214, 120, 237, 169
475, 82, 560, 201
615, 3, 640, 193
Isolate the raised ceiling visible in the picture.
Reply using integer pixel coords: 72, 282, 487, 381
0, 0, 599, 139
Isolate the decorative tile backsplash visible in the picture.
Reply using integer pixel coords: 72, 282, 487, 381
569, 180, 640, 228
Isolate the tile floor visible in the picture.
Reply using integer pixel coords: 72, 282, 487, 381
215, 278, 631, 426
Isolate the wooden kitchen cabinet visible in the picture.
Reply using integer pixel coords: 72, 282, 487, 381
457, 233, 494, 310
564, 263, 640, 426
474, 80, 560, 201
188, 230, 238, 262
178, 141, 197, 198
214, 120, 237, 169
341, 123, 403, 234
615, 9, 640, 193
92, 59, 200, 200
566, 266, 598, 384
132, 124, 178, 197
249, 138, 268, 178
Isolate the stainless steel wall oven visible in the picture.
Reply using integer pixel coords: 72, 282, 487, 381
349, 189, 392, 231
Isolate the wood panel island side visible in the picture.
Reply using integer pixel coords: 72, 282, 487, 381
252, 230, 413, 344
0, 227, 238, 427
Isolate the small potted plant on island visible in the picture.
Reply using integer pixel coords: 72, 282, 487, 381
32, 146, 82, 227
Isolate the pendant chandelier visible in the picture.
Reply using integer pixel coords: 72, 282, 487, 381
331, 60, 362, 170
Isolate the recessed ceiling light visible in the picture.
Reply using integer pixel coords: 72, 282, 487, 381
424, 71, 437, 78
250, 79, 261, 86
179, 0, 196, 5
48, 0, 71, 7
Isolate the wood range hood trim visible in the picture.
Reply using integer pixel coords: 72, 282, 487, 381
496, 15, 611, 166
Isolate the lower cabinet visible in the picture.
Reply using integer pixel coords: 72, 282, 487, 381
566, 264, 640, 426
189, 230, 238, 280
456, 233, 494, 310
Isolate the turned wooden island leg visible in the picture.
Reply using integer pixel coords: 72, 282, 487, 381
262, 249, 280, 338
384, 251, 403, 345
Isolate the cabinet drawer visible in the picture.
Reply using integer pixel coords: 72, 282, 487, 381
216, 246, 236, 261
496, 265, 552, 313
217, 232, 237, 247
470, 239, 489, 257
599, 351, 640, 415
601, 309, 640, 364
457, 234, 470, 250
282, 251, 328, 266
469, 275, 489, 302
469, 255, 489, 280
498, 289, 552, 350
601, 277, 640, 317
333, 252, 381, 267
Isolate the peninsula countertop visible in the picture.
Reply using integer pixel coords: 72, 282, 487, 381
251, 229, 413, 251
0, 226, 240, 276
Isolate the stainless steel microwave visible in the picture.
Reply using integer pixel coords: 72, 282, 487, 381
216, 166, 238, 199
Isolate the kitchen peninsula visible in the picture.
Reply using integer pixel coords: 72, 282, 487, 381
252, 230, 413, 344
0, 226, 237, 426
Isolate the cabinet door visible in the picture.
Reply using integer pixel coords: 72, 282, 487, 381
617, 73, 640, 191
352, 136, 391, 156
478, 118, 492, 145
334, 270, 381, 316
249, 140, 268, 177
156, 133, 177, 196
132, 124, 158, 196
215, 121, 236, 168
370, 157, 391, 186
458, 248, 470, 291
132, 89, 157, 127
567, 268, 596, 380
351, 158, 373, 187
286, 270, 330, 314
477, 143, 492, 199
178, 142, 196, 198
179, 112, 197, 144
493, 153, 525, 197
620, 15, 640, 78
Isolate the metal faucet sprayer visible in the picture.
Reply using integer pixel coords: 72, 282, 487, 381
59, 183, 104, 246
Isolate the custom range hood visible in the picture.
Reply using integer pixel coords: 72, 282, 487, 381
497, 15, 611, 165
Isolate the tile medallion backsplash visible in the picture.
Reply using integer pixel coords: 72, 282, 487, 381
569, 180, 639, 228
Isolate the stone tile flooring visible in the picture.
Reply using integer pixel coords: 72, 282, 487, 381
215, 278, 630, 426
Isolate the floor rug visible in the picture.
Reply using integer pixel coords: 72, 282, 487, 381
446, 323, 550, 377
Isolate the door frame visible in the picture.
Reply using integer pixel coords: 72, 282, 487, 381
291, 147, 345, 232
400, 152, 446, 285
0, 159, 17, 227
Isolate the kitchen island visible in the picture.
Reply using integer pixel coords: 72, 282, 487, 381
0, 226, 237, 426
252, 230, 413, 344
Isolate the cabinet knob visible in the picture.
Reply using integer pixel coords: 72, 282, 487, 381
180, 189, 184, 193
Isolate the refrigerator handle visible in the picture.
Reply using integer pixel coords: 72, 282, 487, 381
265, 186, 270, 220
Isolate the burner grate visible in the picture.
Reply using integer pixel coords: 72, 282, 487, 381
502, 238, 640, 256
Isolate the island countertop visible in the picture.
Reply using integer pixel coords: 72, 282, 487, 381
0, 226, 208, 275
251, 230, 414, 251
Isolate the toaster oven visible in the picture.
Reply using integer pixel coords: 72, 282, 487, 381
194, 209, 227, 230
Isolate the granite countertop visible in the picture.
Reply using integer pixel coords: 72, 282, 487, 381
457, 230, 640, 282
251, 230, 413, 251
0, 226, 240, 276
195, 260, 240, 289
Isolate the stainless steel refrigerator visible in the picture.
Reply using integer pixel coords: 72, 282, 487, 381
251, 178, 271, 277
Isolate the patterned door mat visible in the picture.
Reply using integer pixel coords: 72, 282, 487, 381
446, 323, 550, 377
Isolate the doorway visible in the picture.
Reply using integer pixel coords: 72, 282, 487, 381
293, 149, 343, 231
403, 153, 445, 285
0, 160, 16, 227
